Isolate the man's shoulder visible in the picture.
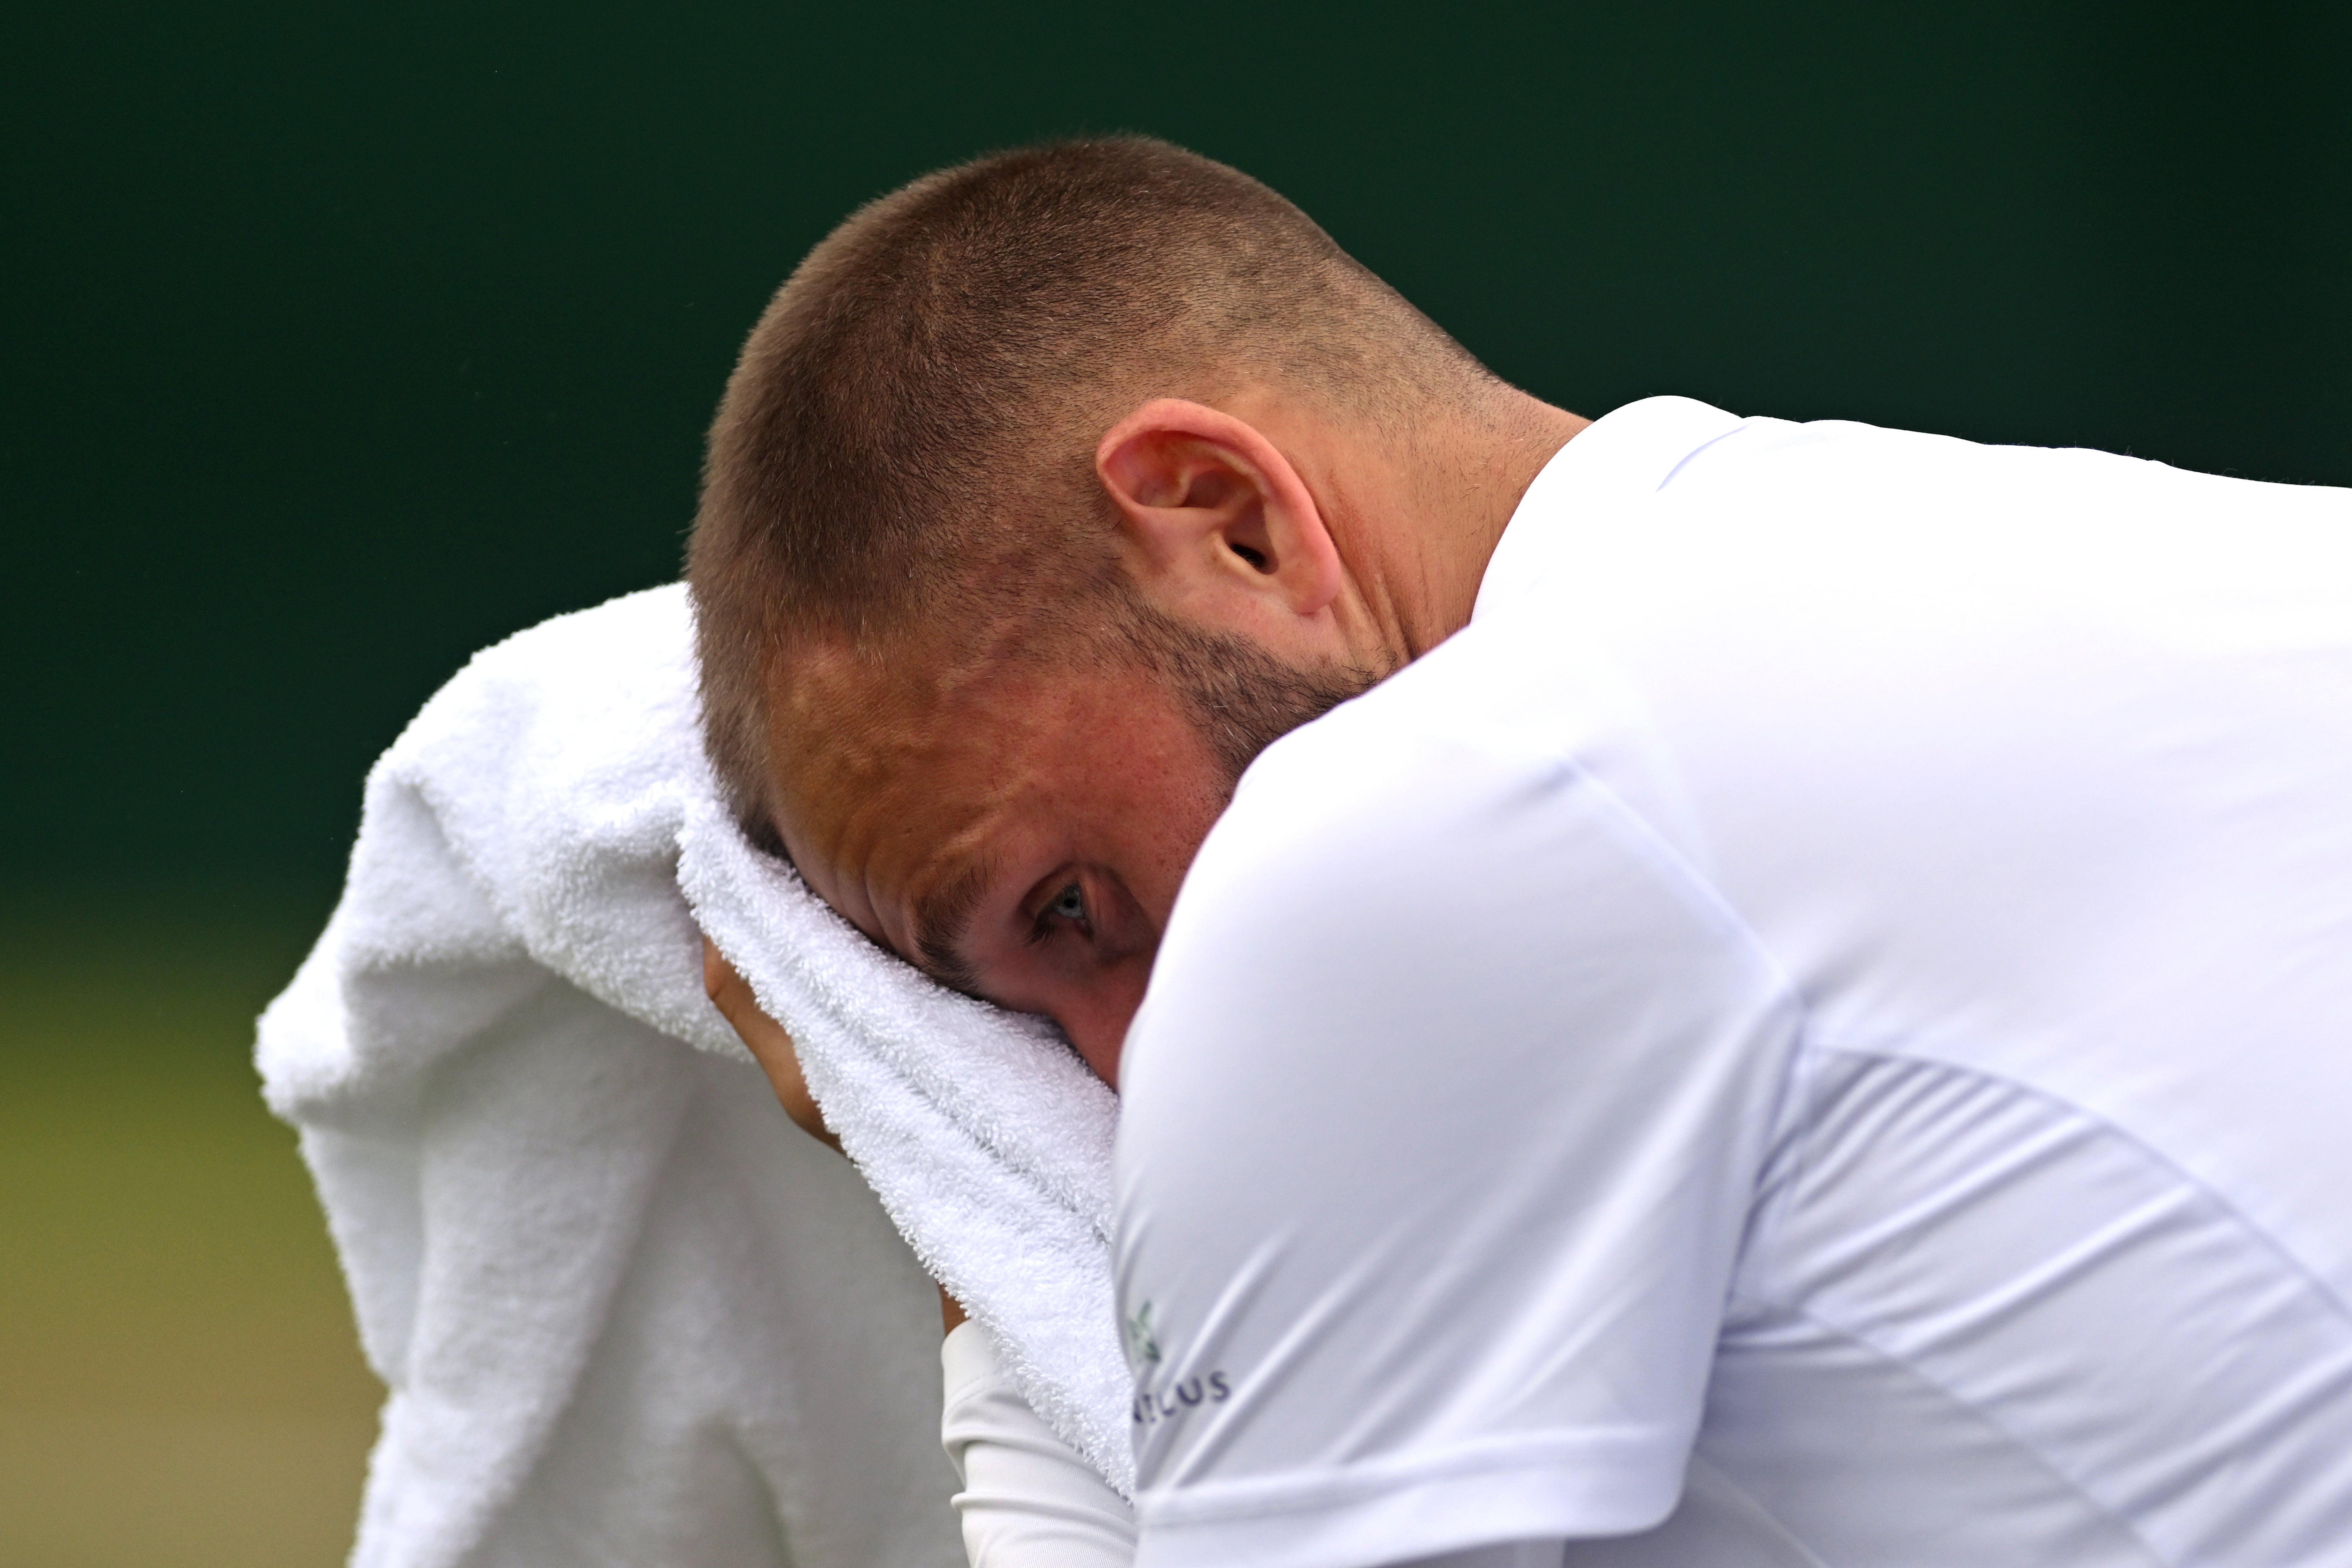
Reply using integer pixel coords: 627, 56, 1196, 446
1136, 608, 1787, 1109
1227, 625, 1567, 848
1173, 620, 1674, 954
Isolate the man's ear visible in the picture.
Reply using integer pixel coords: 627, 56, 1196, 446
1095, 398, 1344, 625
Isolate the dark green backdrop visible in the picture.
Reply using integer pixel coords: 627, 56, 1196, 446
9, 1, 2348, 908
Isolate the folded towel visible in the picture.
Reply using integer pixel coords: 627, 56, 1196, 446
258, 584, 1129, 1566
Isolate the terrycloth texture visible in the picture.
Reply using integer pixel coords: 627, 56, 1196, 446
258, 583, 1130, 1568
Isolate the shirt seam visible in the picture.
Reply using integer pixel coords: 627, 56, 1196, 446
1726, 1287, 2175, 1568
1531, 752, 1821, 1305
1800, 1040, 2352, 1331
1134, 1427, 1676, 1528
1652, 419, 1753, 492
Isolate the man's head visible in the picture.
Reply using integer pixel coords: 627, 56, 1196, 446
689, 137, 1579, 1079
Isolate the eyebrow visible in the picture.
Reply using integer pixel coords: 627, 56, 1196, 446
910, 856, 993, 996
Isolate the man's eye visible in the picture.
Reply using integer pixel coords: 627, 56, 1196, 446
1027, 881, 1094, 948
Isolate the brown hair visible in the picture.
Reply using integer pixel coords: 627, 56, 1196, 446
687, 136, 1485, 839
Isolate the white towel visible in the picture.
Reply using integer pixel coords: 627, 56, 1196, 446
258, 583, 1130, 1568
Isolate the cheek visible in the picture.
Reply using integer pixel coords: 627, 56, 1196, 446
1046, 961, 1151, 1087
971, 940, 1150, 1077
959, 925, 1081, 1018
1110, 780, 1232, 925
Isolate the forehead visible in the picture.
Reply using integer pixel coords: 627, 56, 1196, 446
760, 632, 1213, 954
768, 633, 1031, 811
760, 633, 1069, 934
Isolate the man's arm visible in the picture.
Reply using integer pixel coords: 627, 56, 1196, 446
944, 1317, 1138, 1566
705, 935, 1137, 1566
1114, 692, 1801, 1568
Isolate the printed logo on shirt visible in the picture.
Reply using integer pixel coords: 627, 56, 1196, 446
1131, 1370, 1232, 1428
1125, 1300, 1162, 1367
1125, 1300, 1235, 1427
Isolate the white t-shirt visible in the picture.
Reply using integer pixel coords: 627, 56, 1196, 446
1113, 398, 2352, 1568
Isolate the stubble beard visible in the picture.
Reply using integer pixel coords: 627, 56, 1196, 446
1122, 604, 1385, 795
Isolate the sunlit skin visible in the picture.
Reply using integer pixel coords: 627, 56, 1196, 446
745, 383, 1589, 1086
770, 646, 1232, 1082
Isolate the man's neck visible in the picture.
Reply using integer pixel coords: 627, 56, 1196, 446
1374, 393, 1590, 662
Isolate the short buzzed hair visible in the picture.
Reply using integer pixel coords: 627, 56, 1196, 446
688, 136, 1490, 838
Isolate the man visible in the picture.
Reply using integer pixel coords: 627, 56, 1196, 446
688, 136, 2352, 1565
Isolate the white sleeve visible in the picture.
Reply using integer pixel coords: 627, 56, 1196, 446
942, 1320, 1137, 1568
1114, 692, 1801, 1568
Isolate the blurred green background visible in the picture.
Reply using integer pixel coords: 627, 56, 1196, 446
3, 2, 2346, 1562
